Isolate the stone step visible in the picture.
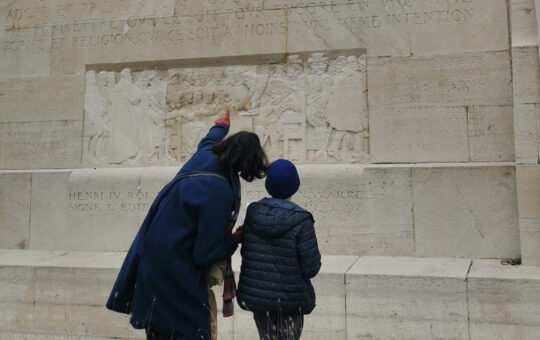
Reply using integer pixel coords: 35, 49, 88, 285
0, 162, 520, 259
1, 251, 540, 339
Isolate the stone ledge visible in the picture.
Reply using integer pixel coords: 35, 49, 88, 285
0, 163, 520, 259
1, 252, 540, 339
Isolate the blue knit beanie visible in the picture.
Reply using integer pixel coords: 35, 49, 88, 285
265, 159, 300, 199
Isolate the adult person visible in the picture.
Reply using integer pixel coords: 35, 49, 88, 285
106, 110, 268, 340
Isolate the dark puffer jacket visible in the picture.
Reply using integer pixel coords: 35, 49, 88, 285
237, 198, 321, 315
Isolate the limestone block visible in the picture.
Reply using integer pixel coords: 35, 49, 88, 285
266, 0, 508, 56
468, 260, 540, 339
33, 267, 118, 306
302, 256, 358, 340
514, 103, 540, 164
0, 75, 84, 123
175, 0, 264, 15
0, 302, 33, 333
368, 51, 513, 163
413, 166, 520, 259
0, 173, 31, 249
468, 105, 515, 162
0, 26, 50, 80
516, 165, 540, 266
370, 105, 469, 163
512, 46, 540, 104
368, 51, 513, 108
511, 0, 539, 47
0, 0, 175, 30
49, 8, 288, 75
0, 266, 34, 303
346, 256, 471, 340
0, 120, 83, 170
29, 169, 144, 251
242, 164, 414, 256
286, 4, 366, 54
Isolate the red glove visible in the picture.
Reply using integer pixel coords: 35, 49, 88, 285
234, 225, 243, 243
214, 109, 230, 127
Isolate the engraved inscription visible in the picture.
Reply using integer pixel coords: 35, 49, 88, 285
1, 120, 82, 168
66, 190, 158, 213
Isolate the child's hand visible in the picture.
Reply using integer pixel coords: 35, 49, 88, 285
234, 225, 243, 243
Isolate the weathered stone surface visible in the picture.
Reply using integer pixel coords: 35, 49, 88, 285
302, 256, 358, 340
0, 120, 83, 170
370, 106, 469, 163
513, 46, 540, 104
346, 256, 471, 340
29, 169, 145, 251
242, 164, 414, 256
511, 0, 539, 47
0, 26, 50, 81
468, 105, 515, 162
516, 165, 540, 266
368, 51, 513, 108
83, 55, 369, 167
266, 0, 509, 56
285, 4, 366, 54
26, 163, 413, 254
368, 51, 513, 163
0, 173, 31, 249
514, 103, 540, 164
468, 259, 540, 339
0, 0, 176, 30
0, 75, 84, 123
413, 166, 520, 259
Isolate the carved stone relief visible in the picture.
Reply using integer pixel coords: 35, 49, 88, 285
83, 53, 369, 166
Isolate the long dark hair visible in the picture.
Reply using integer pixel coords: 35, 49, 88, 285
212, 131, 268, 182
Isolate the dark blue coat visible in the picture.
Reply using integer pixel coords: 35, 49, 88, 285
106, 123, 239, 340
237, 198, 321, 315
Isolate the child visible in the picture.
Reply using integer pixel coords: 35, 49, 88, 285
237, 159, 321, 340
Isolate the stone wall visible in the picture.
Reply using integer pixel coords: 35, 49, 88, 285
2, 0, 537, 262
1, 1, 540, 338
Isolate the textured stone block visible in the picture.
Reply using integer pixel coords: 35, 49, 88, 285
514, 103, 540, 164
468, 105, 515, 162
0, 0, 175, 30
29, 169, 144, 251
468, 260, 540, 339
513, 46, 540, 104
413, 166, 520, 259
302, 256, 358, 340
0, 26, 50, 80
368, 51, 513, 108
346, 256, 471, 340
0, 173, 31, 249
370, 106, 469, 163
267, 0, 509, 56
0, 75, 84, 123
242, 165, 414, 256
511, 0, 539, 47
0, 120, 83, 170
516, 165, 540, 266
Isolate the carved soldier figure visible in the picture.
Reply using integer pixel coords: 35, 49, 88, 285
305, 53, 333, 161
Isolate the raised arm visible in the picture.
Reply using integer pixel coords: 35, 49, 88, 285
197, 109, 231, 151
